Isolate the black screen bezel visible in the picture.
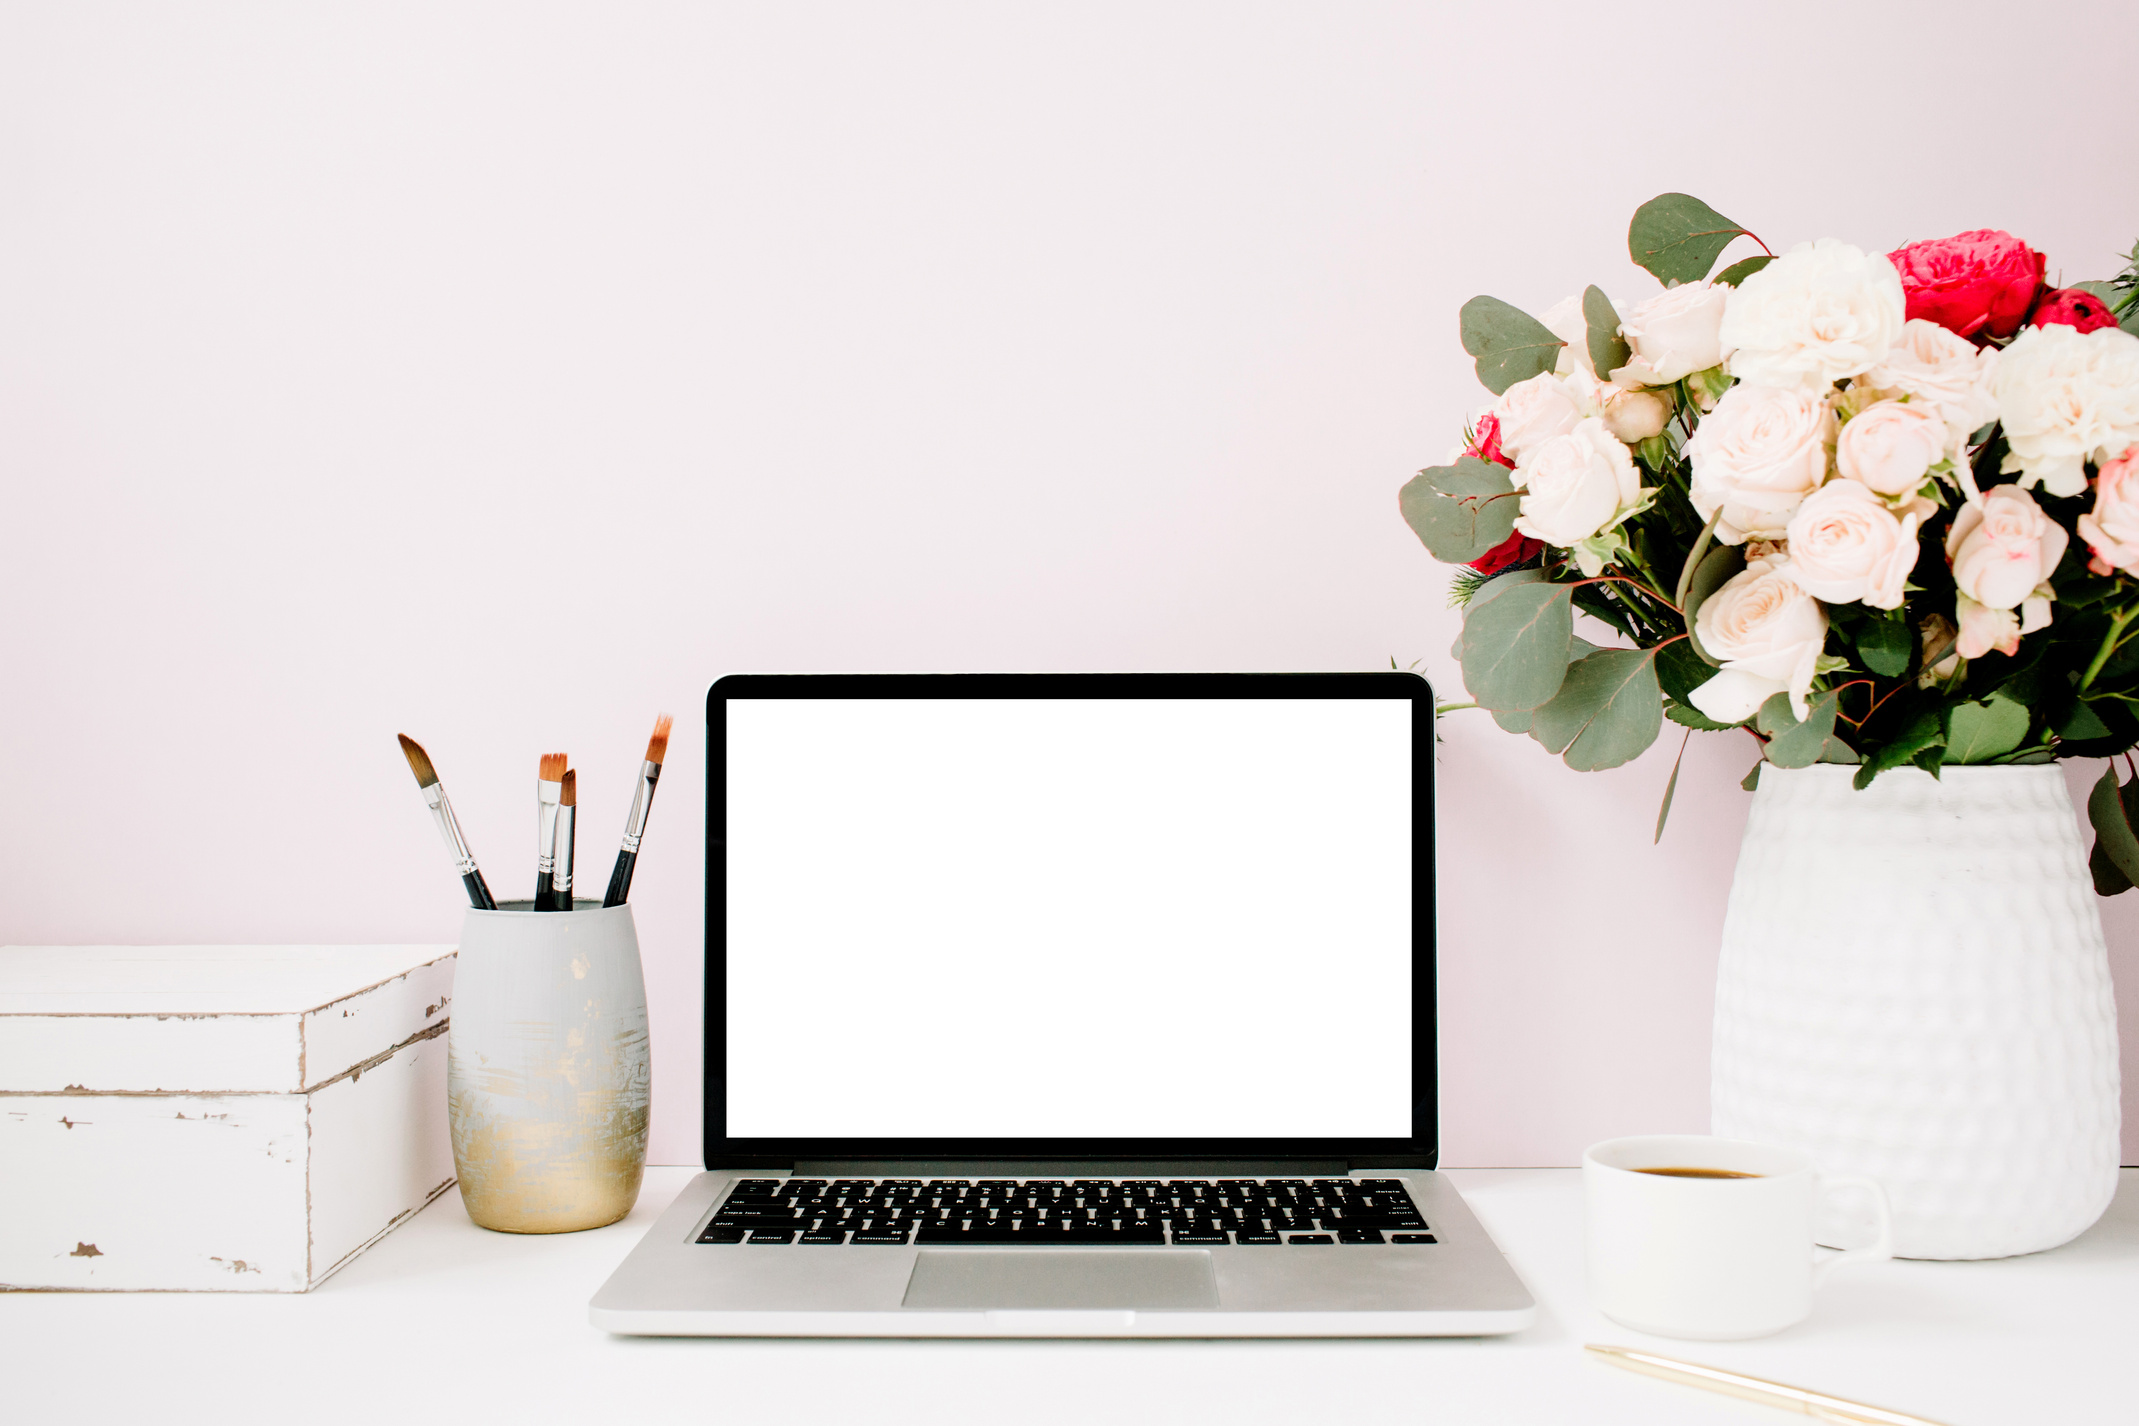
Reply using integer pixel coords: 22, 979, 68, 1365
702, 671, 1437, 1170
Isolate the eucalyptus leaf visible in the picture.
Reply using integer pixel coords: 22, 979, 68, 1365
1818, 738, 1862, 764
1628, 193, 1754, 287
1855, 616, 1912, 679
1654, 729, 1691, 844
1741, 762, 1761, 792
1529, 648, 1664, 771
1945, 696, 2030, 763
1666, 701, 1735, 732
2088, 767, 2139, 888
1714, 255, 1773, 287
1583, 286, 1629, 382
1492, 707, 1534, 734
1681, 543, 1747, 666
1459, 296, 1566, 395
1459, 581, 1576, 711
1399, 466, 1521, 564
1759, 690, 1841, 769
1429, 456, 1518, 499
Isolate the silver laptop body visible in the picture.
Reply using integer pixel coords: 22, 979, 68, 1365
590, 672, 1535, 1337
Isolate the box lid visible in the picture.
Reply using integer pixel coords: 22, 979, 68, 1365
0, 945, 457, 1094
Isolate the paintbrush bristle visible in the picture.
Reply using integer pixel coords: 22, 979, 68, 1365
646, 714, 673, 766
560, 768, 577, 805
539, 752, 568, 782
397, 734, 439, 788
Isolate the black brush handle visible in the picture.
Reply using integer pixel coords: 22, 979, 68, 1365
534, 870, 556, 912
603, 849, 635, 907
464, 870, 497, 911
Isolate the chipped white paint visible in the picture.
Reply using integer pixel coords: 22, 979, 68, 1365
0, 945, 458, 1292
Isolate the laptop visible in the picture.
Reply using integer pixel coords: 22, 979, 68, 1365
589, 671, 1535, 1336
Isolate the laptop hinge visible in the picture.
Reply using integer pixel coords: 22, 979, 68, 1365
791, 1159, 1352, 1177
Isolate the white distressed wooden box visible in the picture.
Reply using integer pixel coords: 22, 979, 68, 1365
0, 944, 457, 1292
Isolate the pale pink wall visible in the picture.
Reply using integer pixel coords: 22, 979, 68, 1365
3, 3, 2136, 1167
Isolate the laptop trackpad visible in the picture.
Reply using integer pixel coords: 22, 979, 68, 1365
902, 1250, 1218, 1310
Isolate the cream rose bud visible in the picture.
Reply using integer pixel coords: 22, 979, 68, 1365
1995, 323, 2139, 497
1491, 371, 1585, 464
1509, 418, 1644, 547
1945, 483, 2068, 613
2079, 445, 2139, 576
1603, 388, 1670, 443
1687, 553, 1829, 724
1720, 239, 1905, 393
1783, 479, 1921, 609
1684, 383, 1833, 543
1836, 400, 1946, 498
1864, 319, 1998, 453
1952, 592, 2050, 660
1613, 280, 1730, 386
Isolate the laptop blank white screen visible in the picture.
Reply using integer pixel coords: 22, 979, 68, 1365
723, 697, 1414, 1140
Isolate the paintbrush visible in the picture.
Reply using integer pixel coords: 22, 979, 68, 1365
397, 734, 498, 910
534, 751, 568, 911
556, 768, 578, 911
603, 714, 672, 907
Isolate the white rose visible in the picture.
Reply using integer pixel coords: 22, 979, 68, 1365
1684, 383, 1834, 543
1509, 418, 1644, 548
1836, 400, 1946, 499
1994, 323, 2139, 498
1538, 294, 1592, 376
1782, 478, 1920, 609
1720, 239, 1905, 393
1613, 280, 1730, 386
1863, 319, 1998, 454
1687, 553, 1830, 724
1945, 483, 2068, 612
1491, 371, 1584, 464
1602, 387, 1670, 443
2078, 446, 2139, 576
1954, 592, 2051, 660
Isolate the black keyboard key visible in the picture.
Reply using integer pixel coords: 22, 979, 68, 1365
851, 1230, 911, 1244
799, 1230, 847, 1244
1392, 1233, 1438, 1244
1170, 1231, 1228, 1244
1235, 1231, 1281, 1244
1338, 1229, 1386, 1244
748, 1230, 796, 1244
1287, 1234, 1333, 1244
697, 1227, 745, 1244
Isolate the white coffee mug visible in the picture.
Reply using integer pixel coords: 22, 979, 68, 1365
1585, 1134, 1893, 1340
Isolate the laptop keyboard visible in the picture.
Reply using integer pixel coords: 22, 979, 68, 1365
695, 1177, 1434, 1246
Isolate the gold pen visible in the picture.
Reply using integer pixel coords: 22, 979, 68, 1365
1586, 1343, 1951, 1426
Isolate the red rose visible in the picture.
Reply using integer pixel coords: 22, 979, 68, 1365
1886, 229, 2045, 340
1466, 411, 1515, 468
2030, 286, 2121, 334
1469, 530, 1543, 575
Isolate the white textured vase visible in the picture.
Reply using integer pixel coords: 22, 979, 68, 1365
1711, 764, 2120, 1260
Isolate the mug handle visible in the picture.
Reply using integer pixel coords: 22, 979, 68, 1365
1811, 1175, 1894, 1285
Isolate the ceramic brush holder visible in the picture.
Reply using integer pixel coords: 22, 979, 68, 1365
447, 899, 651, 1233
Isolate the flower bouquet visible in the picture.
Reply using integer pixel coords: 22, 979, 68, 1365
1404, 193, 2139, 884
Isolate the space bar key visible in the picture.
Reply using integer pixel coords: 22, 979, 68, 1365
915, 1228, 1167, 1245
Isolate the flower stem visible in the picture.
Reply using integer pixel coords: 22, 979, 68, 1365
2079, 605, 2139, 693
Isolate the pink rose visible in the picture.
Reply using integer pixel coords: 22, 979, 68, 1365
2078, 445, 2139, 576
1944, 483, 2068, 611
1954, 592, 2051, 660
1466, 411, 1515, 469
1887, 230, 2046, 341
1468, 530, 1544, 575
2029, 287, 2121, 335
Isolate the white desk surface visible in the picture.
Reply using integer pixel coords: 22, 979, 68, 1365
10, 1167, 2133, 1425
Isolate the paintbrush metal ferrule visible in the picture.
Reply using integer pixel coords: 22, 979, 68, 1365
535, 778, 562, 876
620, 759, 662, 853
421, 782, 482, 877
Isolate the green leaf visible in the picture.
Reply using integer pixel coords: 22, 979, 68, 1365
1491, 707, 1534, 734
1459, 581, 1576, 711
1681, 543, 1747, 666
1529, 648, 1664, 771
1855, 616, 1912, 679
1666, 701, 1735, 732
1673, 509, 1725, 611
2060, 700, 2114, 740
1428, 456, 1519, 498
1399, 465, 1521, 564
2091, 838, 2132, 895
1656, 640, 1715, 703
1654, 729, 1691, 844
1853, 705, 1945, 788
1628, 193, 1754, 287
1819, 738, 1862, 764
1758, 690, 1841, 769
1714, 255, 1773, 287
1741, 762, 1761, 792
1945, 696, 2030, 763
1459, 296, 1566, 396
2089, 767, 2139, 889
1583, 286, 1629, 382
